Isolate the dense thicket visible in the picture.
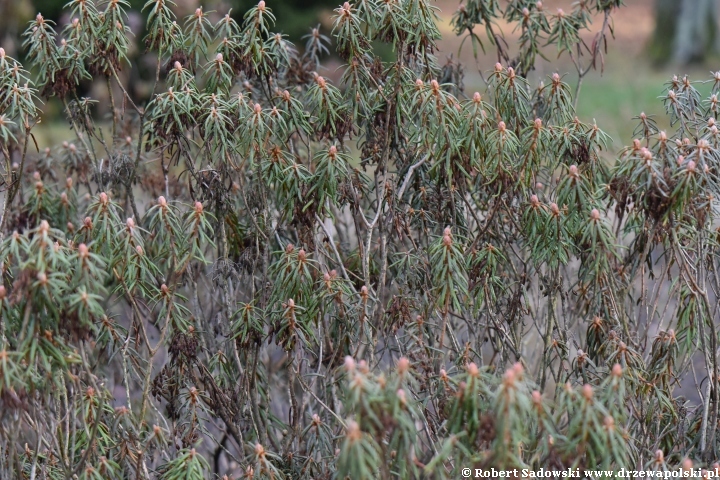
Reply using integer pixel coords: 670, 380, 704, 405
2, 0, 720, 478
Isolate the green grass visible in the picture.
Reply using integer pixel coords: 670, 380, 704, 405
575, 70, 672, 148
572, 52, 717, 151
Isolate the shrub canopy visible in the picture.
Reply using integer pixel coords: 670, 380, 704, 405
1, 0, 720, 477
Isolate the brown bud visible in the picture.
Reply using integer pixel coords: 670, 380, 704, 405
397, 357, 410, 374
640, 147, 652, 161
654, 449, 664, 462
115, 405, 128, 416
254, 443, 265, 457
503, 366, 516, 386
603, 415, 615, 430
346, 420, 361, 442
344, 355, 356, 372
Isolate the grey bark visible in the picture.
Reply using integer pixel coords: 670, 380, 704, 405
673, 0, 719, 64
650, 0, 719, 65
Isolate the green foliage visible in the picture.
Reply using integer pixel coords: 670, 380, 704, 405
4, 0, 720, 478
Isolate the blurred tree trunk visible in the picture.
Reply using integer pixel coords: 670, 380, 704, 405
650, 0, 719, 65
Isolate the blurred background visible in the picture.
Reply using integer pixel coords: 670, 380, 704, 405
2, 0, 720, 152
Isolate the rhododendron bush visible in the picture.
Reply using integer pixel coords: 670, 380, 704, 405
2, 0, 720, 478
